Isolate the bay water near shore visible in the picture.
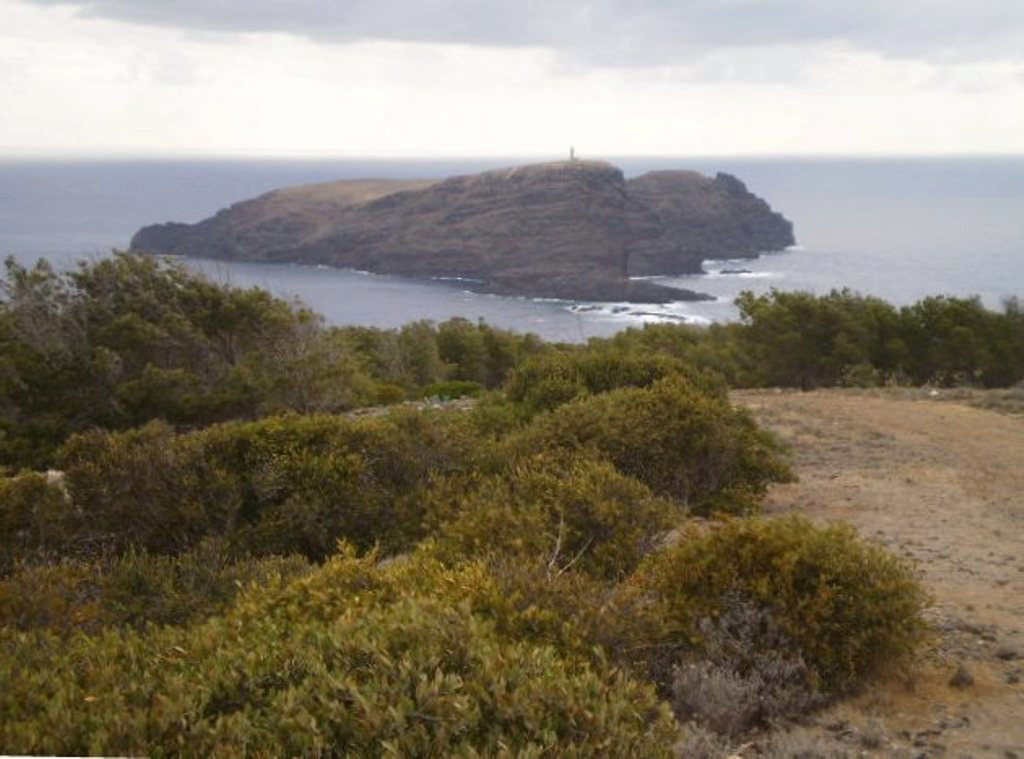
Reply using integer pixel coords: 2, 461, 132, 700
1, 155, 1021, 342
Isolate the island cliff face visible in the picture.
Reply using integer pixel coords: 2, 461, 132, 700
131, 161, 794, 303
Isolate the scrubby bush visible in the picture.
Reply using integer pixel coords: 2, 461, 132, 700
513, 375, 792, 514
736, 289, 903, 389
424, 454, 680, 579
48, 408, 497, 561
0, 540, 310, 634
0, 253, 376, 468
11, 367, 793, 566
3, 260, 967, 754
52, 421, 238, 557
634, 517, 929, 694
0, 255, 555, 470
420, 379, 483, 400
505, 348, 723, 415
0, 471, 79, 571
597, 321, 757, 388
465, 390, 531, 437
335, 318, 548, 397
435, 316, 549, 388
0, 548, 679, 757
899, 295, 1024, 387
735, 288, 1024, 389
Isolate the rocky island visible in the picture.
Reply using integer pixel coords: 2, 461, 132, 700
131, 160, 794, 303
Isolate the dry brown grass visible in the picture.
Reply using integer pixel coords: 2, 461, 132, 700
271, 178, 438, 208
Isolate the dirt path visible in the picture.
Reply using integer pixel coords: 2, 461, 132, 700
734, 390, 1024, 758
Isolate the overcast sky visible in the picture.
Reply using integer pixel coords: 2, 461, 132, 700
2, 0, 1023, 157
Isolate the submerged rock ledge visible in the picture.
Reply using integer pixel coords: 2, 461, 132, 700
131, 160, 795, 303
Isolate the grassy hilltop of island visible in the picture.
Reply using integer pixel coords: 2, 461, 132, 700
1, 252, 1023, 755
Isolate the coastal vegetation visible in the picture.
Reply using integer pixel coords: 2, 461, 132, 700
3, 252, 1017, 754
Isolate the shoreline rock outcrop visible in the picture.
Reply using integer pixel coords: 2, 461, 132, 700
131, 160, 794, 303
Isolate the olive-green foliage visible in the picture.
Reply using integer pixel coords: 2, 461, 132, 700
899, 295, 1024, 387
51, 408, 495, 561
0, 263, 950, 752
0, 256, 551, 470
735, 289, 903, 389
735, 289, 1024, 389
420, 379, 483, 400
466, 390, 531, 437
514, 375, 793, 514
424, 455, 680, 579
335, 317, 548, 395
0, 548, 679, 757
529, 290, 1024, 393
0, 540, 310, 634
14, 365, 788, 562
258, 546, 664, 683
0, 471, 78, 571
0, 253, 374, 468
479, 555, 668, 676
435, 316, 550, 388
634, 517, 930, 694
597, 322, 757, 387
505, 348, 724, 415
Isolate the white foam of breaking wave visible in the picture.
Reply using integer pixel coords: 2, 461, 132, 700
702, 256, 758, 266
703, 268, 778, 279
565, 300, 717, 326
432, 275, 485, 284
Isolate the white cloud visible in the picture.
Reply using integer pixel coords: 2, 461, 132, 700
19, 0, 1024, 65
2, 0, 1023, 156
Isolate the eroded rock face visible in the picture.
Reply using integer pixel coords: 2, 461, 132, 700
625, 171, 795, 276
131, 161, 794, 303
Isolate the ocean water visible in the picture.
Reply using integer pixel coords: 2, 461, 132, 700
1, 156, 1022, 342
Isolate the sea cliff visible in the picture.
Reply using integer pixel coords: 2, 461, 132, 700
131, 160, 794, 303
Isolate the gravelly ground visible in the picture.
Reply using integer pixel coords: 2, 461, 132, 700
734, 389, 1024, 758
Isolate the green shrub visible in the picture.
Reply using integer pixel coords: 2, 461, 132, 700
0, 540, 310, 633
54, 421, 241, 557
734, 289, 1024, 389
0, 548, 679, 757
420, 379, 483, 400
0, 253, 384, 468
466, 390, 530, 437
244, 545, 659, 676
736, 289, 902, 389
435, 317, 549, 388
461, 553, 667, 672
899, 295, 1024, 387
51, 408, 500, 561
633, 516, 929, 694
513, 375, 792, 514
598, 322, 756, 387
367, 381, 408, 405
505, 349, 723, 415
425, 455, 680, 580
0, 471, 79, 572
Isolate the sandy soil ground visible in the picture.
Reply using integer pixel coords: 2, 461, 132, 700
733, 389, 1024, 758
